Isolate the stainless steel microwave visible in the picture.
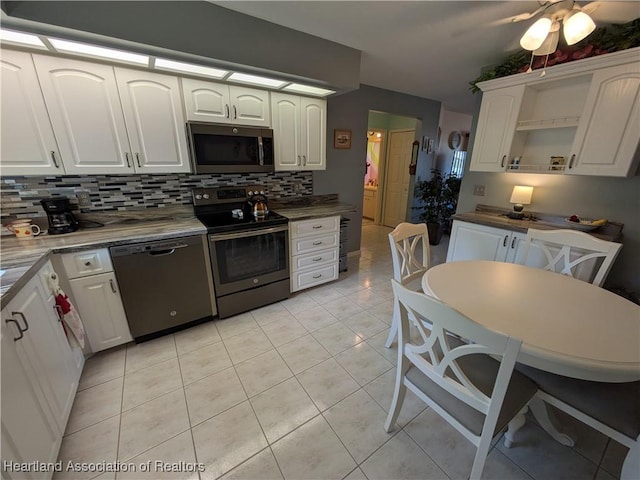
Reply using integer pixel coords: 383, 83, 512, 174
187, 122, 275, 174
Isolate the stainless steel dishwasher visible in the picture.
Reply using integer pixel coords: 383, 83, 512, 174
110, 235, 216, 342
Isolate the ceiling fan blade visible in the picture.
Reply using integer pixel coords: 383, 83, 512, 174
580, 1, 640, 23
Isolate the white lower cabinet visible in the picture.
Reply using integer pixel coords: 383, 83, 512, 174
290, 216, 340, 292
61, 249, 132, 352
447, 220, 526, 263
1, 261, 81, 477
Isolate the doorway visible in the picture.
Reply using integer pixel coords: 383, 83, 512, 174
365, 111, 419, 229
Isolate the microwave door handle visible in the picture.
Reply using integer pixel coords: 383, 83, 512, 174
258, 137, 264, 165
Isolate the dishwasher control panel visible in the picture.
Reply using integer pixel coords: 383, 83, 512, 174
110, 240, 189, 256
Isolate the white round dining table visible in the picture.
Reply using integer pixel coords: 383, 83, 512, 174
422, 260, 640, 382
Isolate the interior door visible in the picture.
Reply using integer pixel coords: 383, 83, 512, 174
382, 130, 415, 228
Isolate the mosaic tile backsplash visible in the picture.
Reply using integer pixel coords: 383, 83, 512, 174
0, 172, 313, 221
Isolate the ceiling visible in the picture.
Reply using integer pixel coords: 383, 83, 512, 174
212, 1, 639, 115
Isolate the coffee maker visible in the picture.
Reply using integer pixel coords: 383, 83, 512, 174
40, 197, 79, 234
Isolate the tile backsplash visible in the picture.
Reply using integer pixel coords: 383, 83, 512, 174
1, 172, 313, 221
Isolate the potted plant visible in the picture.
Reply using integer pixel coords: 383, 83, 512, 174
413, 169, 461, 245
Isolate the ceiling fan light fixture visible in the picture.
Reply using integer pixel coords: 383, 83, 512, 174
534, 22, 561, 56
520, 17, 553, 51
563, 9, 596, 45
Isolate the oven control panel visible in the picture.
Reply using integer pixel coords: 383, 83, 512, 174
192, 186, 265, 206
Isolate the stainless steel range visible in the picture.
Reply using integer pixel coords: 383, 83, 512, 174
193, 186, 290, 318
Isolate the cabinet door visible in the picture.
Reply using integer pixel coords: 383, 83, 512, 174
0, 50, 64, 176
446, 220, 510, 262
567, 63, 640, 177
33, 55, 133, 174
504, 231, 527, 264
1, 319, 61, 478
230, 86, 270, 126
271, 92, 301, 170
115, 68, 191, 173
300, 97, 326, 170
3, 271, 77, 434
69, 272, 132, 352
469, 85, 524, 172
182, 78, 232, 123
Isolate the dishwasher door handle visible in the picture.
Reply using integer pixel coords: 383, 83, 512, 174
148, 248, 176, 256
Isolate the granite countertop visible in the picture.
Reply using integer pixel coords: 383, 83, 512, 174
270, 194, 357, 221
453, 205, 623, 242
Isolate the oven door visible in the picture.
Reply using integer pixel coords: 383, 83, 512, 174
209, 225, 289, 296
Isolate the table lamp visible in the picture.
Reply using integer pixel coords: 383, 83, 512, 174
509, 185, 533, 219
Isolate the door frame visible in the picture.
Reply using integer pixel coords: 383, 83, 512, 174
364, 128, 387, 224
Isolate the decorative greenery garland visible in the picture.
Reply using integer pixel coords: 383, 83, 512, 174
470, 18, 640, 93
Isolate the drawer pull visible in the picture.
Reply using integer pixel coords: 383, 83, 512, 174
312, 241, 323, 246
84, 261, 92, 267
109, 279, 117, 293
312, 274, 322, 279
312, 225, 323, 229
5, 318, 24, 341
312, 257, 322, 262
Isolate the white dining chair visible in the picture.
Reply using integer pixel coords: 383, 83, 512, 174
385, 280, 537, 480
385, 222, 430, 348
518, 228, 622, 287
514, 365, 640, 480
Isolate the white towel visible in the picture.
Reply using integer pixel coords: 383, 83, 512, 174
48, 272, 86, 349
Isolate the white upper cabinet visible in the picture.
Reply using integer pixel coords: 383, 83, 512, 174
469, 85, 524, 172
182, 78, 270, 126
33, 54, 134, 175
115, 69, 191, 173
470, 48, 640, 177
271, 92, 326, 171
0, 50, 64, 175
566, 63, 640, 176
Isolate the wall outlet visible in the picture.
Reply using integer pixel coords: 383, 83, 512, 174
473, 184, 486, 196
76, 190, 91, 207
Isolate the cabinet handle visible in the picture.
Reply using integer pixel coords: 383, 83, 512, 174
297, 155, 301, 166
312, 274, 322, 279
53, 305, 63, 322
50, 151, 60, 168
233, 105, 237, 120
312, 241, 323, 245
135, 153, 142, 168
503, 235, 508, 247
511, 237, 517, 249
303, 155, 307, 166
109, 279, 117, 293
125, 152, 131, 168
12, 311, 29, 333
225, 104, 230, 119
5, 318, 24, 341
312, 225, 322, 229
568, 154, 576, 169
501, 155, 506, 168
84, 261, 92, 266
312, 257, 322, 262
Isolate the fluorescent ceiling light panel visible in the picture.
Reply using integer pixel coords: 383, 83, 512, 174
283, 83, 335, 96
49, 38, 148, 64
228, 72, 286, 88
0, 29, 46, 48
155, 58, 228, 78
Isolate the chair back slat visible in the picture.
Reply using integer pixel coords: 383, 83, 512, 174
519, 229, 622, 287
392, 280, 521, 416
389, 223, 430, 285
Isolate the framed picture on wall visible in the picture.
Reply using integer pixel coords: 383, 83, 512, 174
334, 129, 352, 149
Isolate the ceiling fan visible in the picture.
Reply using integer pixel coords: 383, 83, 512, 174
490, 0, 639, 55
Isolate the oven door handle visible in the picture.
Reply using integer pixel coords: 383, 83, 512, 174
209, 225, 289, 241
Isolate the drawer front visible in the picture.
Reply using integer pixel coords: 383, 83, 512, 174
292, 232, 339, 255
291, 263, 338, 292
292, 247, 338, 272
290, 216, 340, 238
60, 249, 113, 278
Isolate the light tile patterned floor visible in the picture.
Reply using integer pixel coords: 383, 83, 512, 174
56, 223, 626, 480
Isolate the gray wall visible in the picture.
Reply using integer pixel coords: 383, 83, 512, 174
459, 94, 640, 293
319, 85, 441, 253
2, 1, 360, 91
